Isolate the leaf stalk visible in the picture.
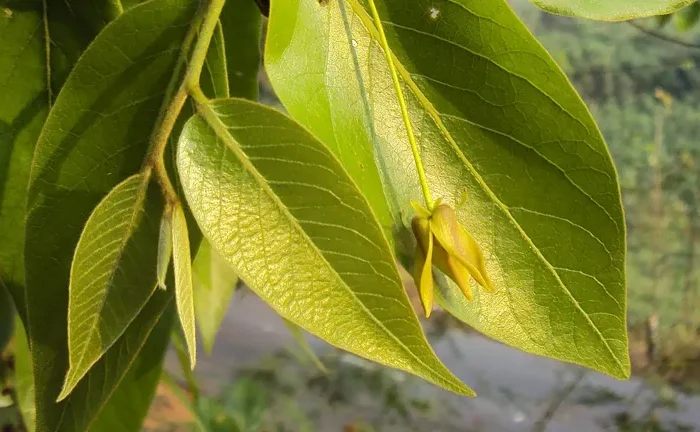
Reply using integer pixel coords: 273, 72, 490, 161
144, 0, 227, 207
365, 0, 434, 210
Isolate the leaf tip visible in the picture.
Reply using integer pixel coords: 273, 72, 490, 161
56, 376, 75, 402
189, 348, 197, 371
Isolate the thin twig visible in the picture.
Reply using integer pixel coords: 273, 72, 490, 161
531, 369, 587, 432
627, 21, 700, 50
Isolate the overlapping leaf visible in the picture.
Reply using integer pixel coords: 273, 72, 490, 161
53, 294, 173, 432
177, 98, 473, 395
23, 0, 198, 429
85, 305, 174, 432
531, 0, 693, 21
265, 0, 629, 378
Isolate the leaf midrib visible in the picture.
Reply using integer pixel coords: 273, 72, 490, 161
194, 100, 469, 393
345, 0, 626, 375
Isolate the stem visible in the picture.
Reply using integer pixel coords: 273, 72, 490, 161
145, 0, 226, 206
148, 86, 187, 206
365, 0, 433, 209
186, 0, 227, 91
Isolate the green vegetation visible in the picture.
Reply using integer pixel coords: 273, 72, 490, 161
2, 0, 699, 431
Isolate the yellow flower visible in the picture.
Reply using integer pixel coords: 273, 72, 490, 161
411, 200, 494, 317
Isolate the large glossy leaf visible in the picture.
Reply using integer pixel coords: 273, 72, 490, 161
193, 239, 238, 355
0, 0, 104, 322
23, 0, 198, 428
0, 1, 47, 320
531, 0, 693, 21
262, 0, 395, 242
86, 304, 174, 432
60, 174, 162, 399
51, 294, 173, 432
265, 0, 629, 378
13, 305, 171, 432
177, 98, 472, 396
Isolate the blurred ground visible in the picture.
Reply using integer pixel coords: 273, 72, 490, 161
143, 289, 700, 432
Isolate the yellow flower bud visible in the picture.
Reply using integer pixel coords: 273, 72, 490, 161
411, 200, 494, 318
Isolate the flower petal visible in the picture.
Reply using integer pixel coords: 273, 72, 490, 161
419, 234, 434, 317
412, 216, 434, 317
459, 226, 495, 292
410, 200, 431, 219
432, 242, 473, 300
429, 204, 494, 292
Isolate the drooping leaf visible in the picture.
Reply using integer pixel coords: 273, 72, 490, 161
283, 318, 327, 373
23, 0, 198, 428
177, 97, 473, 396
193, 239, 238, 355
6, 299, 168, 432
220, 0, 262, 98
172, 203, 196, 369
50, 293, 173, 432
531, 0, 693, 21
86, 304, 174, 432
265, 0, 629, 378
12, 316, 35, 432
59, 174, 162, 400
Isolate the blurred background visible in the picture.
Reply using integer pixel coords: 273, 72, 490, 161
4, 1, 700, 431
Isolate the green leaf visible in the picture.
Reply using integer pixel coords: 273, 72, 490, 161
531, 0, 693, 21
0, 2, 47, 321
12, 316, 35, 432
283, 318, 327, 373
262, 0, 396, 248
172, 203, 196, 369
193, 239, 238, 355
265, 0, 629, 378
59, 174, 162, 400
10, 299, 171, 432
176, 97, 473, 396
86, 304, 174, 432
220, 0, 262, 99
0, 0, 103, 323
23, 0, 198, 428
50, 293, 173, 432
